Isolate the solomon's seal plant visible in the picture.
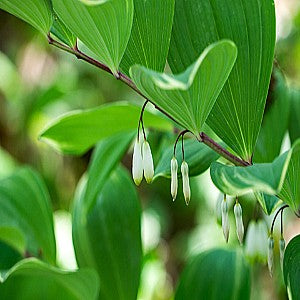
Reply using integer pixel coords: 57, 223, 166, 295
0, 0, 300, 298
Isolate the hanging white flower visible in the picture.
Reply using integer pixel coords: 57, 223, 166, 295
142, 140, 154, 183
171, 157, 178, 201
221, 197, 230, 242
268, 236, 274, 277
132, 136, 143, 186
234, 202, 244, 244
181, 161, 191, 205
279, 236, 285, 270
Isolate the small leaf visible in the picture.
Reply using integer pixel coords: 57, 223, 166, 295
0, 0, 53, 34
52, 0, 133, 74
120, 0, 175, 75
73, 167, 142, 300
175, 249, 251, 300
255, 193, 281, 215
288, 89, 300, 144
279, 139, 300, 214
131, 40, 237, 134
254, 71, 290, 163
39, 102, 172, 155
168, 0, 276, 161
0, 258, 99, 300
283, 235, 300, 299
0, 168, 56, 265
154, 138, 219, 179
210, 151, 291, 197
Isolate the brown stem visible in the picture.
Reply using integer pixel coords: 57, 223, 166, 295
48, 35, 251, 167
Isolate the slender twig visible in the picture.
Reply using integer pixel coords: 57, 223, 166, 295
173, 130, 189, 157
48, 34, 251, 167
270, 205, 289, 234
138, 100, 148, 140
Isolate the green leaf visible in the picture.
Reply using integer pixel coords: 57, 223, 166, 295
210, 151, 291, 197
254, 71, 290, 163
289, 89, 300, 144
0, 258, 99, 300
175, 249, 251, 300
283, 235, 300, 299
120, 0, 175, 76
51, 14, 77, 47
73, 167, 142, 300
0, 0, 53, 34
168, 0, 276, 161
254, 193, 281, 215
39, 102, 173, 155
0, 168, 56, 265
52, 0, 133, 74
130, 40, 237, 134
0, 242, 22, 271
154, 138, 219, 179
279, 139, 300, 214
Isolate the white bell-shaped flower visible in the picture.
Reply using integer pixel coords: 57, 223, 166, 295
181, 161, 191, 205
171, 157, 178, 201
279, 236, 285, 270
132, 136, 143, 186
234, 202, 244, 244
221, 197, 230, 242
142, 140, 154, 183
268, 236, 274, 277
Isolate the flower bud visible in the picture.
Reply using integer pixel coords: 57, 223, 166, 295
279, 236, 285, 270
234, 202, 244, 244
132, 137, 143, 186
181, 161, 191, 205
171, 157, 178, 201
142, 140, 154, 183
221, 197, 230, 243
268, 236, 274, 277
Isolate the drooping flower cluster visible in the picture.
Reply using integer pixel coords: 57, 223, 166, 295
132, 133, 154, 186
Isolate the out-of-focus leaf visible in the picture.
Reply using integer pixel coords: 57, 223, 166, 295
0, 0, 53, 34
0, 227, 25, 255
120, 0, 175, 76
52, 0, 133, 74
131, 40, 237, 134
175, 249, 251, 300
51, 14, 77, 47
0, 242, 22, 271
210, 151, 291, 197
283, 235, 300, 299
0, 147, 17, 179
0, 258, 99, 300
0, 168, 56, 264
39, 102, 173, 155
254, 71, 290, 163
168, 0, 276, 162
154, 138, 219, 179
73, 167, 142, 300
289, 89, 300, 144
279, 139, 300, 214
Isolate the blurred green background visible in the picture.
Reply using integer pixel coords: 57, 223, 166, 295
0, 1, 300, 299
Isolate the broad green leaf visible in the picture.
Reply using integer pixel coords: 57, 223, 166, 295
52, 0, 133, 74
289, 89, 300, 144
0, 227, 25, 255
210, 151, 291, 197
254, 71, 290, 163
0, 168, 56, 264
39, 102, 173, 155
73, 167, 142, 300
120, 0, 175, 76
154, 138, 219, 179
255, 193, 281, 215
0, 258, 99, 300
0, 0, 52, 34
168, 0, 276, 162
130, 40, 237, 134
283, 235, 300, 300
51, 14, 77, 47
0, 242, 22, 271
175, 249, 251, 300
279, 139, 300, 214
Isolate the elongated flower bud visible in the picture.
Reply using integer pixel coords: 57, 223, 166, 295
181, 161, 191, 205
132, 137, 143, 186
171, 157, 178, 201
221, 196, 230, 243
268, 236, 274, 277
234, 202, 244, 244
279, 236, 285, 270
142, 140, 154, 183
